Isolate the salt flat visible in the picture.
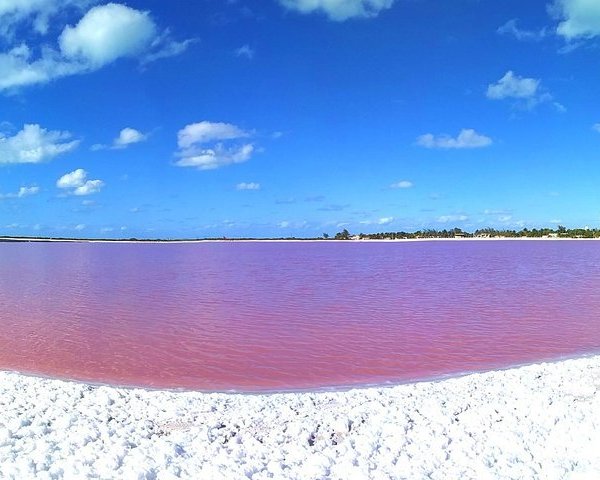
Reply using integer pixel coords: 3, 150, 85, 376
1, 356, 599, 479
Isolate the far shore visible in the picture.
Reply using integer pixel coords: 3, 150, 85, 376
2, 236, 600, 244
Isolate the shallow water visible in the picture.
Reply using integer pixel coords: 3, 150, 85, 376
1, 241, 600, 391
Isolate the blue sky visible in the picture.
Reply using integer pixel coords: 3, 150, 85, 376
0, 0, 599, 238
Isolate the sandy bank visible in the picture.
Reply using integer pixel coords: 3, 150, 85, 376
1, 357, 599, 479
3, 237, 600, 244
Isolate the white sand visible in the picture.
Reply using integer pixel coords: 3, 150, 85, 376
1, 357, 599, 479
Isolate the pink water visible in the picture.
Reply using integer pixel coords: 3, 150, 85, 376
1, 241, 600, 392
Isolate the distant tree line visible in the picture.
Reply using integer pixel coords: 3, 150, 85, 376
3, 225, 600, 242
324, 225, 600, 240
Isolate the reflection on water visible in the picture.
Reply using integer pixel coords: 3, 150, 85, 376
1, 241, 600, 391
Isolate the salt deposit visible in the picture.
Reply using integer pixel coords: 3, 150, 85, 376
1, 356, 599, 479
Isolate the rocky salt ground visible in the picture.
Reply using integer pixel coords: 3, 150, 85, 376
1, 357, 600, 480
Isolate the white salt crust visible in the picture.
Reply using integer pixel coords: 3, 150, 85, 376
1, 357, 599, 479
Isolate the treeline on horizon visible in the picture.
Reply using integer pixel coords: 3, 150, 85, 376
331, 225, 600, 240
2, 225, 600, 242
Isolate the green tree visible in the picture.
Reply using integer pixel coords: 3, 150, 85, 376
334, 229, 351, 240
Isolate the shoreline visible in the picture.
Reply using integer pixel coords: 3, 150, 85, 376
5, 349, 600, 395
2, 356, 599, 478
2, 237, 600, 244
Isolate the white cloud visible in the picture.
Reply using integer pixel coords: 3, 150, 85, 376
278, 221, 290, 228
73, 179, 103, 196
57, 168, 104, 195
497, 19, 548, 41
390, 180, 413, 189
486, 71, 540, 99
177, 121, 249, 149
0, 44, 81, 91
483, 209, 511, 216
0, 185, 40, 199
486, 71, 560, 111
93, 127, 147, 150
115, 127, 146, 147
552, 0, 600, 39
235, 44, 255, 60
57, 168, 86, 188
0, 3, 192, 92
417, 129, 492, 149
17, 186, 39, 197
74, 223, 86, 231
0, 124, 79, 164
175, 144, 254, 170
141, 36, 196, 65
175, 121, 255, 170
277, 0, 394, 21
236, 182, 261, 190
437, 215, 468, 223
359, 217, 395, 226
59, 4, 156, 66
0, 0, 90, 38
593, 123, 600, 133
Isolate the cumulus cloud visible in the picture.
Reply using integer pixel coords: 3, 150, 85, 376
497, 19, 548, 41
0, 3, 192, 92
59, 4, 156, 66
114, 127, 147, 148
174, 121, 255, 170
277, 0, 394, 21
236, 182, 261, 190
177, 122, 249, 148
0, 185, 40, 199
0, 124, 79, 164
390, 180, 413, 189
57, 168, 104, 195
486, 71, 562, 111
18, 186, 40, 197
92, 127, 147, 150
417, 129, 492, 149
73, 179, 103, 195
552, 0, 600, 40
175, 144, 254, 170
57, 168, 86, 188
486, 71, 540, 99
0, 44, 80, 91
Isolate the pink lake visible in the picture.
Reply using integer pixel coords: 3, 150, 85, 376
1, 241, 600, 392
